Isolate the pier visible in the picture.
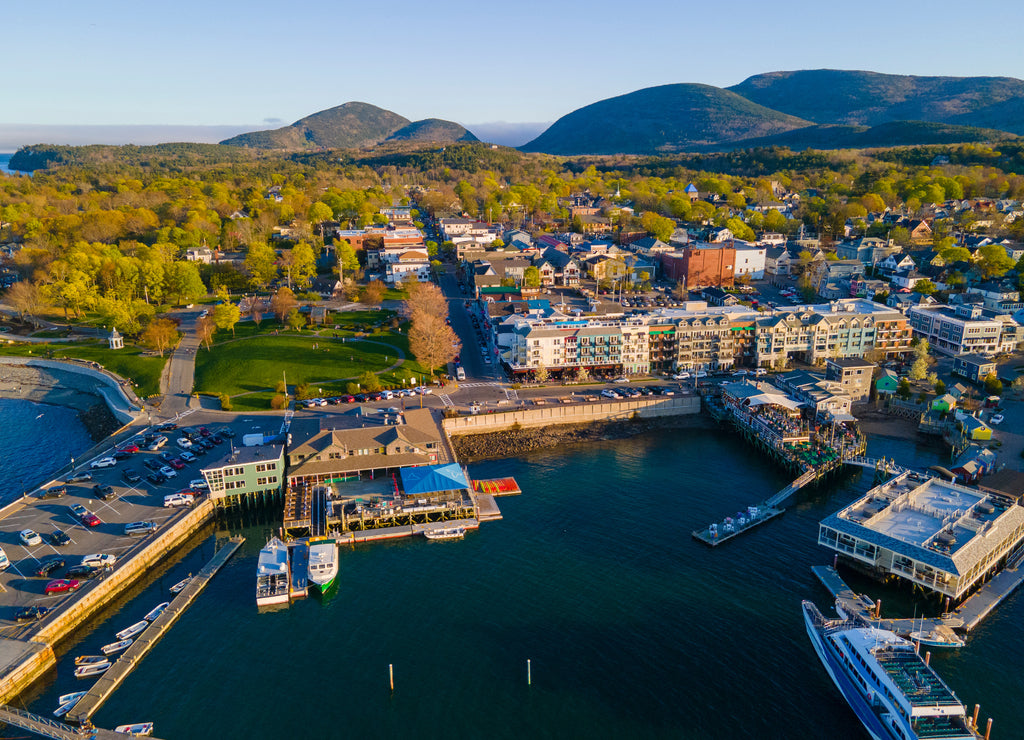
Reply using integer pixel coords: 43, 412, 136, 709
692, 506, 784, 547
337, 518, 481, 545
0, 704, 157, 740
69, 536, 245, 723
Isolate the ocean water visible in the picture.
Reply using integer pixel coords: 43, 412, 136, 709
6, 423, 1020, 738
0, 153, 15, 175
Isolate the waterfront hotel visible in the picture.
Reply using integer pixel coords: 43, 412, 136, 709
818, 471, 1024, 600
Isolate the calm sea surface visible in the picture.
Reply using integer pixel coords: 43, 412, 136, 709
0, 153, 15, 175
3, 416, 1021, 739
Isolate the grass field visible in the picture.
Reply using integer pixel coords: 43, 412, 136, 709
0, 341, 168, 397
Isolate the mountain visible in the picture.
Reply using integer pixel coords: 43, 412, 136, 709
724, 121, 1019, 151
385, 118, 478, 143
520, 83, 810, 155
221, 102, 411, 149
729, 70, 1024, 132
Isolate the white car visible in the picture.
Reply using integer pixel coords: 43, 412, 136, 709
732, 370, 750, 377
755, 368, 768, 376
601, 389, 620, 399
189, 479, 209, 490
694, 370, 708, 379
164, 493, 195, 508
177, 437, 193, 449
990, 414, 1004, 425
159, 466, 177, 478
81, 553, 117, 569
673, 372, 691, 380
613, 376, 629, 383
179, 451, 197, 463
90, 457, 117, 469
413, 386, 433, 395
0, 546, 9, 571
19, 529, 42, 547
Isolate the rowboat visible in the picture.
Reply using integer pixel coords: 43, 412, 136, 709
54, 691, 86, 717
169, 576, 191, 594
115, 621, 148, 641
423, 525, 466, 541
74, 661, 110, 678
144, 602, 169, 622
74, 655, 106, 667
59, 690, 87, 705
101, 638, 133, 655
114, 722, 154, 736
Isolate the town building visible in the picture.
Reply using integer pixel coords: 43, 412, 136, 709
952, 354, 998, 383
659, 243, 736, 288
906, 304, 1004, 356
201, 445, 285, 500
824, 358, 875, 404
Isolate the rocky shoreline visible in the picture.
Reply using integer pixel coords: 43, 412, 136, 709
0, 364, 122, 441
450, 413, 717, 461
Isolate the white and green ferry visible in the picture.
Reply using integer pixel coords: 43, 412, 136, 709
307, 538, 338, 595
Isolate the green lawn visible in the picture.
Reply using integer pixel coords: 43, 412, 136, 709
0, 341, 167, 397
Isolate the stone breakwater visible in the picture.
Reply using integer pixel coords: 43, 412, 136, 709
0, 363, 121, 441
451, 414, 714, 461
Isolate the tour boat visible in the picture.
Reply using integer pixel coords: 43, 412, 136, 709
169, 576, 191, 594
114, 722, 154, 736
74, 655, 107, 667
256, 536, 290, 607
306, 538, 338, 595
102, 638, 133, 655
54, 692, 86, 717
74, 661, 111, 678
423, 525, 466, 541
144, 602, 170, 622
115, 621, 149, 641
803, 600, 980, 740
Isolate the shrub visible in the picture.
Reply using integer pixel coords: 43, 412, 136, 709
271, 394, 288, 410
358, 371, 381, 393
220, 393, 232, 411
275, 380, 287, 394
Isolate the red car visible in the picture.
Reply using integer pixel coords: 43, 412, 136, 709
118, 444, 140, 454
169, 458, 186, 470
199, 427, 211, 437
82, 513, 101, 527
44, 578, 81, 595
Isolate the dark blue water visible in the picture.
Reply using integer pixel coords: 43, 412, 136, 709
6, 422, 1019, 738
0, 153, 15, 175
0, 398, 94, 501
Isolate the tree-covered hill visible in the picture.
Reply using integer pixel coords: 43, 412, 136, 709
385, 119, 478, 143
220, 102, 411, 149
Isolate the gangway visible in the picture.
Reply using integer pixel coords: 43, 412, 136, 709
0, 704, 152, 739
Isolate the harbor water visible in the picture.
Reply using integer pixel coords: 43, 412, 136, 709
5, 423, 1023, 738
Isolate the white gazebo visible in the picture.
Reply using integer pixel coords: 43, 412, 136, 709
108, 326, 124, 350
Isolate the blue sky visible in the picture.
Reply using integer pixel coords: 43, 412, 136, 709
3, 0, 1022, 130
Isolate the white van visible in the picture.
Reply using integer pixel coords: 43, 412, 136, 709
456, 366, 466, 381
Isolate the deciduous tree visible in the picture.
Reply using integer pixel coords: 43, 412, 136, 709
213, 301, 241, 336
140, 317, 180, 357
286, 307, 305, 331
270, 287, 297, 321
244, 241, 278, 288
408, 310, 460, 376
403, 281, 448, 320
196, 315, 215, 351
361, 280, 385, 307
4, 281, 47, 326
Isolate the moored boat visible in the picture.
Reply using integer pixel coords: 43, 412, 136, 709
307, 538, 338, 595
256, 536, 290, 607
423, 525, 466, 541
59, 690, 87, 706
74, 655, 106, 667
144, 602, 169, 622
802, 600, 980, 740
169, 576, 191, 594
908, 625, 966, 649
115, 620, 148, 641
74, 661, 111, 678
54, 691, 86, 717
114, 722, 154, 736
102, 638, 133, 655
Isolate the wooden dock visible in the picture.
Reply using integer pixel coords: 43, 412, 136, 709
337, 519, 480, 545
0, 704, 155, 740
69, 536, 245, 723
692, 506, 784, 547
471, 492, 502, 521
951, 559, 1024, 631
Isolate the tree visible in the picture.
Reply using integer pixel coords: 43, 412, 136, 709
908, 355, 928, 381
140, 318, 180, 357
575, 366, 590, 382
4, 281, 47, 326
408, 309, 460, 375
975, 244, 1015, 279
640, 211, 675, 242
939, 246, 972, 264
912, 279, 937, 295
289, 241, 317, 289
196, 315, 215, 351
403, 281, 447, 320
934, 379, 946, 395
897, 378, 912, 399
309, 201, 333, 239
213, 301, 241, 336
889, 226, 912, 246
523, 266, 541, 289
534, 365, 549, 383
286, 307, 306, 331
358, 370, 381, 393
244, 241, 278, 288
983, 373, 1003, 395
362, 280, 386, 307
763, 209, 788, 233
164, 261, 206, 306
247, 299, 263, 328
270, 287, 297, 321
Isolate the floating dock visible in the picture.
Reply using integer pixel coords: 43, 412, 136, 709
0, 704, 153, 740
472, 477, 521, 496
289, 541, 308, 599
692, 506, 784, 547
70, 536, 245, 723
337, 519, 480, 545
950, 550, 1024, 631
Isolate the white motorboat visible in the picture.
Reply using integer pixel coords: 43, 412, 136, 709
256, 537, 290, 607
144, 602, 170, 622
169, 576, 191, 594
59, 690, 87, 706
54, 691, 86, 717
423, 525, 466, 541
908, 625, 966, 649
74, 661, 111, 678
102, 638, 133, 655
115, 620, 149, 641
74, 655, 106, 667
114, 723, 154, 736
307, 538, 338, 595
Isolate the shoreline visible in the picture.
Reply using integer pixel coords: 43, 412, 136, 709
0, 363, 121, 441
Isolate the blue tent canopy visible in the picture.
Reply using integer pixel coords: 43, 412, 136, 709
400, 464, 469, 495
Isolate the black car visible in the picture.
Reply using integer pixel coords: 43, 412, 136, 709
66, 565, 101, 579
197, 438, 214, 450
47, 530, 71, 546
14, 605, 50, 622
121, 469, 142, 484
147, 472, 168, 485
34, 558, 65, 578
157, 422, 178, 432
93, 484, 116, 501
354, 393, 367, 403
217, 427, 236, 438
66, 472, 93, 483
144, 458, 163, 471
160, 451, 177, 463
209, 434, 225, 445
112, 450, 132, 461
37, 485, 67, 499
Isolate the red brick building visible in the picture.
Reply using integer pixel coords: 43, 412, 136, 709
659, 244, 736, 289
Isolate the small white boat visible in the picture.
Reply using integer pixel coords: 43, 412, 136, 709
59, 690, 87, 706
54, 691, 86, 717
75, 655, 107, 667
74, 661, 111, 678
423, 526, 466, 541
115, 621, 149, 641
169, 576, 191, 594
114, 723, 154, 736
144, 602, 170, 622
908, 625, 965, 649
102, 638, 133, 655
256, 537, 290, 607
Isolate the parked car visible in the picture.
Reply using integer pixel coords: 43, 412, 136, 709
164, 493, 195, 508
208, 434, 224, 445
159, 466, 177, 478
80, 553, 117, 569
168, 458, 186, 470
14, 605, 50, 622
93, 485, 116, 501
673, 372, 691, 380
45, 578, 81, 595
69, 504, 88, 519
124, 521, 159, 537
81, 511, 102, 527
47, 530, 71, 547
90, 457, 117, 469
199, 427, 212, 437
121, 469, 142, 484
66, 564, 101, 579
34, 558, 66, 578
66, 472, 93, 483
991, 414, 1005, 425
160, 451, 177, 463
147, 472, 168, 485
37, 485, 67, 499
19, 529, 43, 546
189, 479, 209, 490
0, 546, 11, 571
179, 451, 197, 463
177, 438, 193, 449
157, 422, 178, 432
144, 458, 164, 471
112, 450, 132, 461
146, 436, 168, 451
600, 389, 620, 399
118, 443, 140, 454
217, 427, 236, 438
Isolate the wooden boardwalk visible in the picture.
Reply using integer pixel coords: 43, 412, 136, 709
69, 536, 245, 723
471, 492, 502, 521
952, 561, 1024, 631
337, 519, 480, 545
0, 704, 159, 739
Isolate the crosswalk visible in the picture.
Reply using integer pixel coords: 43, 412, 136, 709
438, 393, 454, 407
458, 381, 503, 388
504, 387, 518, 401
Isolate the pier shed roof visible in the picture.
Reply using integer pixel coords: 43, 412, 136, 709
400, 463, 469, 495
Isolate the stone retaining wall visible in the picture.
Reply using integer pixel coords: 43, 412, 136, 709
0, 357, 141, 425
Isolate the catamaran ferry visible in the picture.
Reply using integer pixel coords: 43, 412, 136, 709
306, 538, 338, 595
256, 537, 290, 607
802, 600, 980, 740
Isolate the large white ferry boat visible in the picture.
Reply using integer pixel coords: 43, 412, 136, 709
256, 537, 290, 607
802, 600, 980, 740
306, 538, 338, 595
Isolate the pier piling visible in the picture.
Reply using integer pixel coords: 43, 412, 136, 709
972, 705, 980, 729
389, 663, 394, 691
527, 659, 531, 686
985, 718, 992, 740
